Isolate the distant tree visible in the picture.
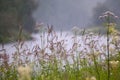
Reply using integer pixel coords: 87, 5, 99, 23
92, 0, 120, 26
15, 0, 38, 32
0, 0, 38, 42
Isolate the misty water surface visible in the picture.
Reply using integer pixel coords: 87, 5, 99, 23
33, 0, 105, 30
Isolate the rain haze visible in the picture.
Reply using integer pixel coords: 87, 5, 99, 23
33, 0, 105, 30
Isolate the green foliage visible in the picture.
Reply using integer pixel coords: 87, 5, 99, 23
0, 0, 38, 43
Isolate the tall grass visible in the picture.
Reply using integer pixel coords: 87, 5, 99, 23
0, 11, 120, 80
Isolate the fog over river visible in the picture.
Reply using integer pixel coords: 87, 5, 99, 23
33, 0, 105, 30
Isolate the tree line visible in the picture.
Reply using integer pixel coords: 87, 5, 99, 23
0, 0, 38, 43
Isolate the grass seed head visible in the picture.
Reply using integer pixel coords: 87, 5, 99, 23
17, 65, 32, 80
109, 60, 119, 69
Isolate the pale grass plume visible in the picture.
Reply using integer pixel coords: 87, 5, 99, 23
85, 77, 90, 80
109, 60, 119, 69
17, 65, 32, 80
85, 76, 96, 80
113, 36, 119, 42
90, 76, 96, 80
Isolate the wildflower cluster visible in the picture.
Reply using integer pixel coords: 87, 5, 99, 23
99, 11, 119, 19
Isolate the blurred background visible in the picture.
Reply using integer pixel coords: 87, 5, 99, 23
33, 0, 105, 30
1, 0, 120, 43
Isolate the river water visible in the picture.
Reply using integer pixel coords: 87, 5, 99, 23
0, 32, 106, 54
0, 31, 73, 54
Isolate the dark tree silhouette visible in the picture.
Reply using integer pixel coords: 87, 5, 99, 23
0, 0, 38, 43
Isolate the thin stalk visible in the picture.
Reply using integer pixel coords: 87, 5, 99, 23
76, 56, 79, 80
17, 25, 22, 44
93, 53, 100, 80
106, 16, 110, 80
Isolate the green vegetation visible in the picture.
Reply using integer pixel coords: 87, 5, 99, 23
0, 0, 38, 43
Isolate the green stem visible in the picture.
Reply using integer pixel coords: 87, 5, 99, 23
106, 16, 110, 80
92, 51, 100, 80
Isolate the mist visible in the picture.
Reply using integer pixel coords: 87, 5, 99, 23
33, 0, 105, 30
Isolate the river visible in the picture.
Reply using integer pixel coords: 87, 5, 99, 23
0, 31, 107, 53
0, 31, 73, 54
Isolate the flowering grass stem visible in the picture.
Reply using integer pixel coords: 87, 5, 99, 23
106, 17, 110, 80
